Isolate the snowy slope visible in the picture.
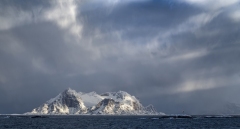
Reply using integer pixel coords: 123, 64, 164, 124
26, 88, 87, 115
78, 91, 103, 108
90, 91, 146, 115
26, 88, 164, 115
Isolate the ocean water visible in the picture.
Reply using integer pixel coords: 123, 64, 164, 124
1, 115, 240, 129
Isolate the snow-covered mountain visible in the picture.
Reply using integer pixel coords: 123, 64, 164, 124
26, 88, 164, 115
90, 91, 145, 115
29, 89, 88, 115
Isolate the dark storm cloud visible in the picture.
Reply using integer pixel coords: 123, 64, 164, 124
0, 0, 240, 114
79, 0, 201, 44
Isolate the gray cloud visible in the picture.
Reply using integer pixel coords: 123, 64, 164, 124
0, 0, 240, 114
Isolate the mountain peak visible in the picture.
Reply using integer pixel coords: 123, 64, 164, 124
100, 90, 135, 101
63, 88, 76, 93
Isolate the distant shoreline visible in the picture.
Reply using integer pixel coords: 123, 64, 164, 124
1, 114, 240, 119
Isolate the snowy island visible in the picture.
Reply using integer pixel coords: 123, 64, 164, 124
25, 88, 165, 115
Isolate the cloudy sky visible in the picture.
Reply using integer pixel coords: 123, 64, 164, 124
0, 0, 240, 114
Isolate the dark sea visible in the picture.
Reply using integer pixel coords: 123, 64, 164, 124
1, 115, 240, 129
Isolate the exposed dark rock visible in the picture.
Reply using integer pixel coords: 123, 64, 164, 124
31, 116, 48, 118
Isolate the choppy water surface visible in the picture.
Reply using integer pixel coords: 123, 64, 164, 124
1, 115, 240, 129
